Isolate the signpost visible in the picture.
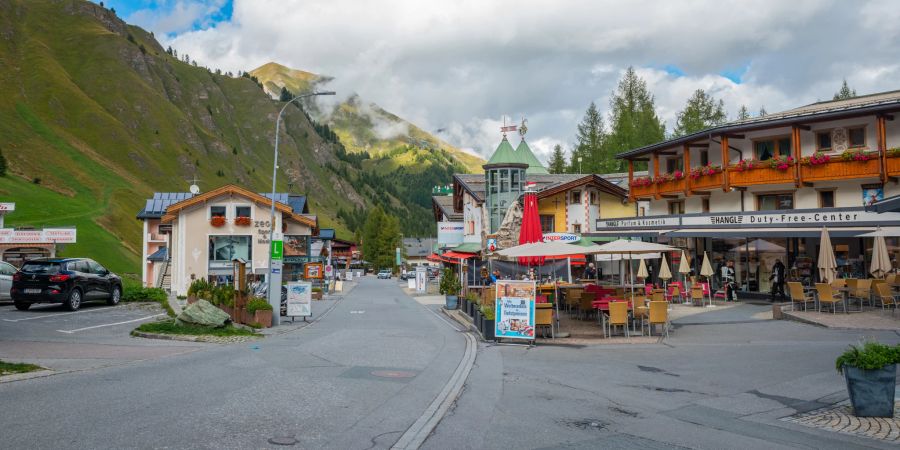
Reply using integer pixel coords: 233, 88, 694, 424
286, 281, 312, 322
268, 232, 284, 326
494, 280, 536, 343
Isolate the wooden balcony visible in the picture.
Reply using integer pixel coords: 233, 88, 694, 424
801, 159, 880, 182
729, 166, 795, 187
887, 157, 900, 178
656, 178, 686, 196
690, 172, 723, 191
630, 183, 655, 199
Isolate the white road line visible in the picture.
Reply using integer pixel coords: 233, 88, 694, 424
3, 307, 116, 322
56, 314, 165, 334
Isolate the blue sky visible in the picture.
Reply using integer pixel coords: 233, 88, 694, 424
95, 0, 232, 36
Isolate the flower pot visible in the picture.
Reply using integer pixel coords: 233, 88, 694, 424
312, 291, 323, 300
843, 364, 896, 417
475, 309, 483, 330
445, 295, 458, 310
482, 319, 495, 341
462, 298, 469, 315
254, 310, 273, 328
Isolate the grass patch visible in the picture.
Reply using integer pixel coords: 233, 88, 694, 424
0, 360, 44, 376
134, 320, 256, 337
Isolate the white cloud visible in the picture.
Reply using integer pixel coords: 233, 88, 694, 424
149, 0, 898, 160
127, 0, 228, 36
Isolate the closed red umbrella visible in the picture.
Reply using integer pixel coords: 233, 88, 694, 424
518, 191, 544, 266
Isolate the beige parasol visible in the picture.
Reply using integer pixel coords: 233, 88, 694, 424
678, 250, 691, 275
700, 252, 714, 307
637, 258, 649, 279
870, 228, 892, 278
659, 254, 672, 280
817, 227, 837, 284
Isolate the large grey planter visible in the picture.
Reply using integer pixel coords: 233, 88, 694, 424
445, 295, 458, 310
482, 319, 495, 341
843, 364, 896, 417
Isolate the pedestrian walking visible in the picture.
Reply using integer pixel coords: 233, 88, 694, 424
769, 259, 786, 302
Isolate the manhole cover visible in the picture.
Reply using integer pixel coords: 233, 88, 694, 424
370, 370, 417, 378
268, 435, 298, 446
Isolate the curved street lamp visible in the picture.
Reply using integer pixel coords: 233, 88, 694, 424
267, 91, 336, 325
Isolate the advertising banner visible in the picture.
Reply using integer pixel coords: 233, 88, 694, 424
415, 266, 427, 293
284, 235, 309, 257
494, 280, 536, 340
437, 221, 464, 245
304, 262, 323, 279
286, 282, 312, 317
0, 228, 76, 244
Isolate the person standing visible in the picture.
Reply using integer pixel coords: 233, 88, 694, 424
770, 259, 786, 302
721, 260, 737, 301
583, 263, 597, 280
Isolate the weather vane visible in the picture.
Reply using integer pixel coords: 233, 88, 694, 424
519, 117, 528, 139
500, 115, 517, 137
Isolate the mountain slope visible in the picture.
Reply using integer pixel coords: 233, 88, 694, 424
0, 0, 460, 274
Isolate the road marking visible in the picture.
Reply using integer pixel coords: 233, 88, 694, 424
3, 307, 116, 322
392, 314, 477, 450
349, 310, 366, 314
56, 314, 165, 334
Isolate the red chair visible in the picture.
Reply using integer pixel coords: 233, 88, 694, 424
536, 295, 548, 304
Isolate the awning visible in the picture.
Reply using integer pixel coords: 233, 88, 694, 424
426, 253, 444, 263
865, 194, 900, 214
148, 247, 168, 262
451, 242, 482, 253
858, 227, 900, 237
547, 254, 586, 266
667, 227, 878, 238
442, 251, 477, 261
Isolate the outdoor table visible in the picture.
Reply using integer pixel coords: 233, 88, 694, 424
833, 287, 863, 313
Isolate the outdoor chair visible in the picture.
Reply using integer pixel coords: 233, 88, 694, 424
615, 287, 625, 298
849, 279, 872, 308
651, 291, 665, 302
565, 289, 582, 315
535, 306, 554, 338
873, 282, 898, 313
579, 292, 597, 320
787, 282, 814, 311
690, 286, 704, 306
831, 278, 846, 290
815, 283, 845, 314
606, 301, 629, 338
630, 295, 648, 334
645, 301, 670, 337
667, 285, 683, 303
885, 274, 897, 285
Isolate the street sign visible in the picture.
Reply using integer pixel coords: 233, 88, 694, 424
271, 240, 283, 260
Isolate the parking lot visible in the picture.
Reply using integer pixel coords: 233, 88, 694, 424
0, 302, 205, 376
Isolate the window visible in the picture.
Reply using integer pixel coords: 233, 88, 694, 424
208, 236, 251, 261
570, 191, 581, 204
702, 198, 710, 213
848, 126, 866, 148
666, 158, 683, 173
700, 150, 709, 166
572, 224, 581, 234
668, 201, 685, 215
511, 170, 520, 189
816, 131, 832, 151
819, 190, 835, 208
754, 137, 791, 161
88, 260, 106, 274
235, 206, 251, 218
638, 207, 646, 216
589, 191, 597, 205
539, 215, 555, 233
68, 260, 90, 273
0, 262, 16, 275
757, 193, 794, 211
210, 206, 226, 218
499, 170, 510, 193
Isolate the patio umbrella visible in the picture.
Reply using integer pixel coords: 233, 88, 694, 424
870, 228, 892, 278
818, 227, 837, 284
495, 241, 603, 258
678, 250, 691, 284
593, 239, 679, 299
700, 252, 714, 307
658, 254, 672, 292
637, 258, 649, 280
517, 192, 544, 266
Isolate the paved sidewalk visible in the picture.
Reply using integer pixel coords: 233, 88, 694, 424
782, 307, 900, 330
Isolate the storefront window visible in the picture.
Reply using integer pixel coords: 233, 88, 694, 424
208, 236, 251, 262
757, 193, 793, 211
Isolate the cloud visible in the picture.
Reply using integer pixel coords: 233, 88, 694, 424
155, 0, 897, 161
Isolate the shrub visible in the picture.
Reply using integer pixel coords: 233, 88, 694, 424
245, 297, 273, 314
439, 268, 461, 296
187, 279, 211, 297
122, 286, 167, 303
481, 304, 495, 320
311, 287, 323, 293
835, 340, 900, 372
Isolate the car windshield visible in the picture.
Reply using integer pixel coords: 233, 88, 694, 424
20, 262, 61, 274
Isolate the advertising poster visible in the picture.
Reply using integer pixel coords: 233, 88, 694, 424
415, 266, 427, 293
494, 280, 536, 340
862, 184, 884, 207
304, 262, 323, 279
286, 282, 312, 317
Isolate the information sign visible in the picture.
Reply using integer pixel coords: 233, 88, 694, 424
494, 280, 536, 340
286, 282, 312, 317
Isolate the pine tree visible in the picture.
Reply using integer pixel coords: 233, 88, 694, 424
605, 67, 666, 171
673, 89, 727, 136
833, 79, 857, 100
737, 104, 750, 120
548, 144, 567, 174
573, 101, 607, 173
0, 147, 7, 177
759, 106, 768, 117
279, 86, 294, 102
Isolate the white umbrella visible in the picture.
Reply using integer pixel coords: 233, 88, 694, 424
495, 241, 603, 258
700, 252, 714, 307
637, 258, 649, 279
818, 227, 837, 284
870, 228, 892, 278
859, 227, 900, 237
593, 239, 679, 299
659, 254, 672, 281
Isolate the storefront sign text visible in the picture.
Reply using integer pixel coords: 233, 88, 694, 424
543, 233, 580, 243
0, 228, 76, 243
437, 221, 464, 245
598, 217, 680, 229
494, 280, 536, 340
0, 203, 14, 212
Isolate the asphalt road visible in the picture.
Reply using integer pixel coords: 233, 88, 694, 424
0, 277, 468, 449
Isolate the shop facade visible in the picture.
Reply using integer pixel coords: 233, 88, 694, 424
0, 203, 77, 267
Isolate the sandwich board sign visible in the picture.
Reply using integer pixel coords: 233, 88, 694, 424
286, 281, 312, 321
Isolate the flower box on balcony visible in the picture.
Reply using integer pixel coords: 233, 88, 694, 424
729, 165, 795, 186
210, 216, 226, 227
801, 158, 881, 182
234, 216, 252, 227
691, 171, 723, 190
656, 178, 686, 194
629, 183, 655, 198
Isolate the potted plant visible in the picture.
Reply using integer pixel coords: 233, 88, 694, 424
835, 340, 900, 417
311, 287, 323, 300
439, 267, 460, 310
187, 279, 210, 304
234, 216, 251, 226
246, 297, 273, 328
465, 292, 478, 317
481, 304, 495, 341
210, 216, 226, 227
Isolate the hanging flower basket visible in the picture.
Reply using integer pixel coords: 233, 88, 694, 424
630, 176, 653, 188
800, 152, 831, 166
234, 216, 251, 226
689, 164, 721, 179
210, 216, 226, 227
768, 155, 794, 171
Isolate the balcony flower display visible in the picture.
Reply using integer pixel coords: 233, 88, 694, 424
768, 155, 794, 171
234, 216, 252, 226
841, 149, 873, 162
800, 152, 831, 166
630, 176, 653, 188
732, 159, 758, 172
887, 147, 900, 158
689, 163, 722, 179
210, 216, 226, 227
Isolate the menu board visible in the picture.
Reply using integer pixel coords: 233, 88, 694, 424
494, 280, 536, 340
286, 282, 312, 317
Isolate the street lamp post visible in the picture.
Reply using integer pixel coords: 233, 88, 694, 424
267, 91, 335, 326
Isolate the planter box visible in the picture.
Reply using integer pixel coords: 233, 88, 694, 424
312, 292, 323, 300
801, 159, 880, 182
843, 364, 897, 417
690, 172, 723, 191
656, 178, 686, 195
729, 166, 795, 186
445, 295, 458, 310
253, 310, 273, 328
482, 319, 495, 341
630, 183, 654, 199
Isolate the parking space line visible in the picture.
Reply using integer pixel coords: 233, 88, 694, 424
56, 314, 165, 334
2, 307, 116, 322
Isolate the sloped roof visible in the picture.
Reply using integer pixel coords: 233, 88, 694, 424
137, 193, 194, 219
453, 172, 635, 204
514, 139, 549, 174
431, 195, 462, 221
151, 184, 316, 227
485, 137, 523, 166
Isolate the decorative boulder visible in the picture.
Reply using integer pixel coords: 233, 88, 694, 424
175, 299, 231, 327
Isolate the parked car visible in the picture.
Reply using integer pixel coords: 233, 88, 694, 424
11, 258, 122, 311
0, 261, 16, 300
377, 269, 392, 279
399, 271, 414, 281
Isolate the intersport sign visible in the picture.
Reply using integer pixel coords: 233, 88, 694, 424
542, 233, 580, 243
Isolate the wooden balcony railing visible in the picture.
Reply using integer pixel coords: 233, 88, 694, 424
728, 165, 795, 187
800, 159, 881, 182
886, 156, 900, 178
656, 178, 686, 195
630, 183, 655, 199
690, 172, 723, 191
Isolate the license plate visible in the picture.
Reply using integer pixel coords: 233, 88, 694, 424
24, 289, 41, 294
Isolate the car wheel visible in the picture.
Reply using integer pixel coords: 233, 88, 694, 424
65, 289, 82, 311
107, 286, 121, 305
14, 302, 30, 311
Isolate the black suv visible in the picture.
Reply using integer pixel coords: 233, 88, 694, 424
11, 258, 122, 311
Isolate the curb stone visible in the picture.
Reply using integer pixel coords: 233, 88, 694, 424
131, 330, 262, 343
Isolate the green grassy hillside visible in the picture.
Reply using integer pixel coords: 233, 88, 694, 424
0, 0, 463, 275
